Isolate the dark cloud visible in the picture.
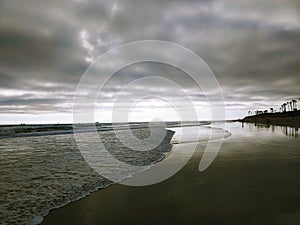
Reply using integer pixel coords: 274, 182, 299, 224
0, 0, 299, 122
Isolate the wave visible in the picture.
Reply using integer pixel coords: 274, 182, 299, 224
0, 128, 174, 225
0, 123, 231, 225
168, 125, 231, 144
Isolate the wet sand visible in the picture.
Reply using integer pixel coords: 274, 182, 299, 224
42, 123, 300, 225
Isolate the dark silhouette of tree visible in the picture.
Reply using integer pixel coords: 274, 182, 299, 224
292, 99, 297, 111
283, 103, 287, 112
286, 102, 290, 111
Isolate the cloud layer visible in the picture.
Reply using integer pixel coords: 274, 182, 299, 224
1, 0, 300, 123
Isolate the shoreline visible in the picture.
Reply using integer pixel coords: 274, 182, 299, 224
40, 124, 230, 225
1, 125, 177, 225
32, 128, 176, 225
41, 122, 300, 225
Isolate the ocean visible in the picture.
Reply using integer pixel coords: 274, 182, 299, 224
0, 122, 227, 224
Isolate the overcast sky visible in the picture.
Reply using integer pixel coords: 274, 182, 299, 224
0, 0, 300, 124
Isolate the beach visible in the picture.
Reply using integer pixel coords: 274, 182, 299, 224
2, 1, 300, 224
41, 122, 300, 225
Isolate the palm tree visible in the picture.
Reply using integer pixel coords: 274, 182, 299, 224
292, 100, 297, 111
283, 103, 287, 112
270, 108, 274, 113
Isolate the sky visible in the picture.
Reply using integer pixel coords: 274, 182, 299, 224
0, 0, 300, 124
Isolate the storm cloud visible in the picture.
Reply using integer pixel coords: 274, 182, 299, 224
0, 0, 299, 123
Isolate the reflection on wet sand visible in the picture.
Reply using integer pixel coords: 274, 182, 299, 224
281, 126, 299, 138
243, 122, 299, 138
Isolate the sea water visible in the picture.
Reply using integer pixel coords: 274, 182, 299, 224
0, 124, 230, 225
0, 127, 166, 224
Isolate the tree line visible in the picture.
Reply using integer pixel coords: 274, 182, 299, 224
248, 98, 299, 116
